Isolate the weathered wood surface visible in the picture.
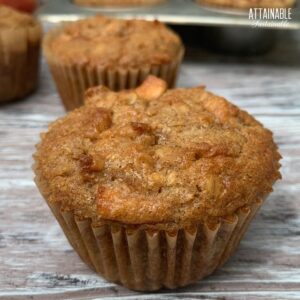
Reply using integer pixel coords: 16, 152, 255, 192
0, 27, 300, 299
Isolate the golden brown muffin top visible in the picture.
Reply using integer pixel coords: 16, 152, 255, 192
46, 16, 182, 68
34, 77, 281, 228
0, 5, 36, 28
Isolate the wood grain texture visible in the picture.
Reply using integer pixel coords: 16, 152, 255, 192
0, 25, 300, 299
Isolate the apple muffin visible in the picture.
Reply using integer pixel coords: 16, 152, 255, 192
33, 76, 281, 291
0, 5, 41, 102
197, 0, 296, 9
43, 15, 184, 110
73, 0, 165, 7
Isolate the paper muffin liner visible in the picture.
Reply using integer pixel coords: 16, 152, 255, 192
44, 198, 262, 291
43, 25, 184, 110
0, 23, 41, 102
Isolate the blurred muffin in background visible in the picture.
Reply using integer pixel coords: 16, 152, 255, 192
73, 0, 165, 7
43, 15, 184, 110
0, 5, 41, 103
197, 0, 296, 8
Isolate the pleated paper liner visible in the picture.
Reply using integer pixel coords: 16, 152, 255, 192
43, 25, 184, 110
45, 198, 262, 291
0, 23, 41, 102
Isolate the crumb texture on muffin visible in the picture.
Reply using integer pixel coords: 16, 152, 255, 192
0, 5, 36, 28
34, 76, 281, 227
46, 16, 182, 68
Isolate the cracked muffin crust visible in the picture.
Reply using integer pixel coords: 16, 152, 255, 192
34, 76, 281, 228
46, 16, 182, 69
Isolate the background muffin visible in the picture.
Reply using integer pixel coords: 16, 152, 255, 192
73, 0, 165, 7
34, 76, 281, 291
196, 0, 296, 9
43, 16, 184, 110
0, 5, 41, 102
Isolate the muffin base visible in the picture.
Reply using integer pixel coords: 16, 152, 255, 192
43, 25, 184, 110
0, 23, 41, 103
196, 0, 296, 9
45, 198, 262, 291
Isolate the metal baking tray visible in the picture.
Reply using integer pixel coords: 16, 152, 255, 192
38, 0, 300, 29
